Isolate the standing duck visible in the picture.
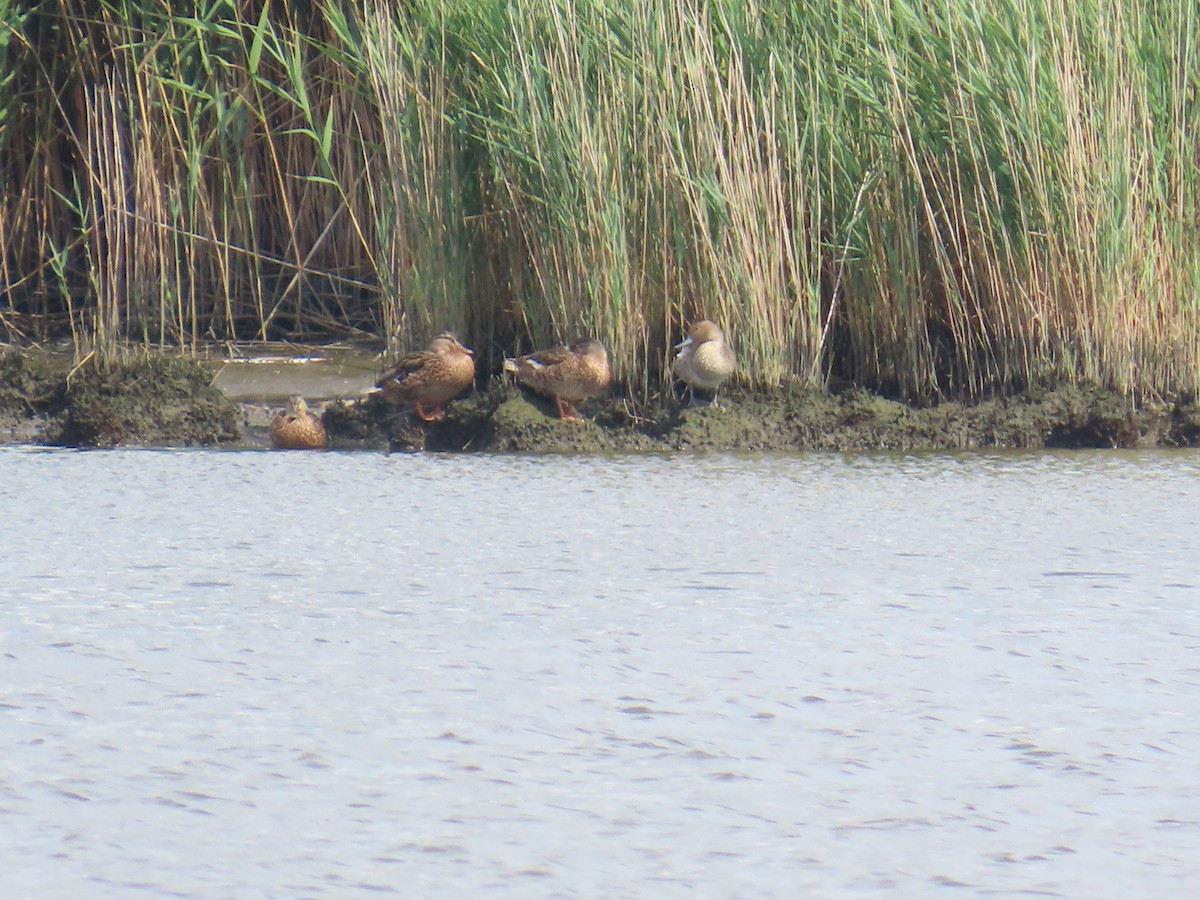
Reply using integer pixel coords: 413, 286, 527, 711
673, 319, 736, 406
373, 333, 475, 421
270, 394, 328, 450
504, 337, 612, 421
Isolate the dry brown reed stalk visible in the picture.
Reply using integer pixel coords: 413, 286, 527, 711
0, 0, 1196, 405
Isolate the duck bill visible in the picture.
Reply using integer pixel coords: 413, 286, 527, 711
674, 337, 694, 351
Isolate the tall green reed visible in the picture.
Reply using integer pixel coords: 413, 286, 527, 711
0, 0, 1195, 402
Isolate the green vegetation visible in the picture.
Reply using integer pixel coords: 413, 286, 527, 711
1, 1, 1196, 402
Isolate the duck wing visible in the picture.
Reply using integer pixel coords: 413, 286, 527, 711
377, 349, 436, 387
520, 345, 574, 370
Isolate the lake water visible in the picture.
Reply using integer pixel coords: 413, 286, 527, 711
2, 447, 1198, 897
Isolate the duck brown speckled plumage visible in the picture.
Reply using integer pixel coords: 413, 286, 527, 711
373, 333, 475, 421
673, 319, 737, 405
503, 337, 612, 421
270, 394, 327, 450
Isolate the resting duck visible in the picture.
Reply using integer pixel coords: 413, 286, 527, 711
673, 319, 736, 405
504, 337, 612, 421
373, 333, 475, 421
270, 395, 327, 450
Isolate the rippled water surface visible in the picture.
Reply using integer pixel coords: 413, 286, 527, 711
2, 447, 1199, 897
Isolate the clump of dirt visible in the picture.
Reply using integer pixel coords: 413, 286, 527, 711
485, 387, 661, 453
426, 385, 506, 452
651, 386, 958, 452
321, 381, 667, 453
320, 394, 392, 449
1168, 403, 1200, 446
49, 355, 240, 448
0, 351, 61, 442
318, 384, 505, 452
934, 386, 1169, 449
0, 351, 59, 413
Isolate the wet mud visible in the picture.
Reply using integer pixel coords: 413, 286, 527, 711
0, 351, 238, 448
3, 347, 1199, 452
318, 381, 1200, 453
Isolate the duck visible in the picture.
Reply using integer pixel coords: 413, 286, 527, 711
373, 332, 475, 421
270, 394, 328, 449
503, 337, 612, 421
673, 319, 736, 405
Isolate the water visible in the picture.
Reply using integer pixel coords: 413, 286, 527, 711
2, 447, 1199, 897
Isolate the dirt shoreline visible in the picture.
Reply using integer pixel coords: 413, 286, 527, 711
2, 349, 1199, 451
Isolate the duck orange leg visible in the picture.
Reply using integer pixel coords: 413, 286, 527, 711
415, 401, 446, 422
555, 397, 582, 421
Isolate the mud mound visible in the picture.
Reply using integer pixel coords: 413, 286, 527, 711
0, 351, 61, 443
0, 351, 59, 413
319, 384, 502, 452
48, 356, 240, 448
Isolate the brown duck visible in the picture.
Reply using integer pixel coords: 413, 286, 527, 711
504, 337, 612, 421
374, 333, 475, 421
673, 319, 737, 405
270, 395, 327, 450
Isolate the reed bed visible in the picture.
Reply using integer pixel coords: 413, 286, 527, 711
0, 0, 1196, 400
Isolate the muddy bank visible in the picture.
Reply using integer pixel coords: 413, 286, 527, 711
0, 351, 238, 448
3, 347, 1200, 451
322, 381, 1200, 453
